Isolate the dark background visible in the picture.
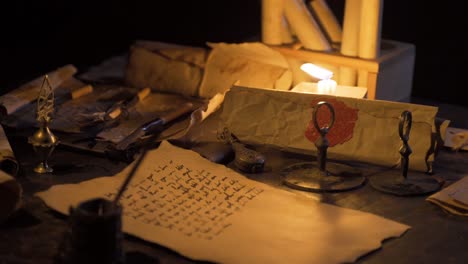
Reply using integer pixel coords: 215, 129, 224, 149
0, 0, 466, 106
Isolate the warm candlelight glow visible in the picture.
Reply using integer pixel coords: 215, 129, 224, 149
300, 63, 333, 80
317, 79, 337, 94
300, 63, 337, 94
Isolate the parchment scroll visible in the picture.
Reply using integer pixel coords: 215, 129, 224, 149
220, 86, 441, 172
0, 64, 77, 117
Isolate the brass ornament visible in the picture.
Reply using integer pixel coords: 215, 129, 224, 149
28, 75, 59, 173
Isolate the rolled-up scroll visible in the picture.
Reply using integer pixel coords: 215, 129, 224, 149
358, 0, 383, 59
338, 0, 361, 86
262, 0, 293, 45
0, 64, 77, 118
308, 0, 342, 44
357, 0, 384, 88
284, 0, 331, 51
280, 15, 295, 44
199, 42, 292, 98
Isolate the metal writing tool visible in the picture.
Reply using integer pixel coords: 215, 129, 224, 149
111, 132, 159, 210
105, 87, 151, 121
115, 102, 195, 151
68, 88, 151, 150
77, 87, 150, 127
54, 84, 94, 106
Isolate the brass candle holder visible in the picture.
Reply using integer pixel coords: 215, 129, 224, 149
28, 75, 59, 174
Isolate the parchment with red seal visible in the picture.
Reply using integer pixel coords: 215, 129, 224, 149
305, 98, 359, 147
220, 86, 439, 172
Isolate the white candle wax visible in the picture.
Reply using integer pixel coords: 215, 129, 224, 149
317, 79, 337, 94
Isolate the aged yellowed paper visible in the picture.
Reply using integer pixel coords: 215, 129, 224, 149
199, 42, 292, 98
37, 141, 409, 264
427, 176, 468, 216
0, 64, 76, 116
220, 86, 441, 172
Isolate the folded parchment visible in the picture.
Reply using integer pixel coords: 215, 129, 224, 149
134, 40, 208, 68
125, 41, 207, 97
444, 127, 468, 151
199, 42, 292, 98
125, 41, 293, 99
0, 125, 21, 223
37, 140, 409, 264
427, 176, 468, 216
220, 86, 446, 172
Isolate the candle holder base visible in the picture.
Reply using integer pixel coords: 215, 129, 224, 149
282, 162, 365, 192
369, 169, 442, 196
34, 162, 53, 174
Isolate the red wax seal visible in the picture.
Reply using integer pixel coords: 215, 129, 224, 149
305, 98, 359, 147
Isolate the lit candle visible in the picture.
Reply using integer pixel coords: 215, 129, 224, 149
317, 78, 337, 94
300, 63, 337, 95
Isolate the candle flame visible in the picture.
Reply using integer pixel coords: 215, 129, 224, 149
300, 63, 333, 80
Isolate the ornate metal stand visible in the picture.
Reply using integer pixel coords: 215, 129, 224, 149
282, 101, 365, 192
369, 111, 442, 196
28, 75, 59, 173
29, 120, 59, 173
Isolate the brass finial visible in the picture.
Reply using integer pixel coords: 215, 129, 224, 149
28, 75, 59, 173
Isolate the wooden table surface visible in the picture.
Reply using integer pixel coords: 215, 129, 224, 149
1, 106, 467, 264
1, 56, 467, 263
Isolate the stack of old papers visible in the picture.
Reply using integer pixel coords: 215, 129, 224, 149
125, 41, 292, 99
37, 141, 410, 264
427, 176, 468, 216
0, 64, 221, 158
